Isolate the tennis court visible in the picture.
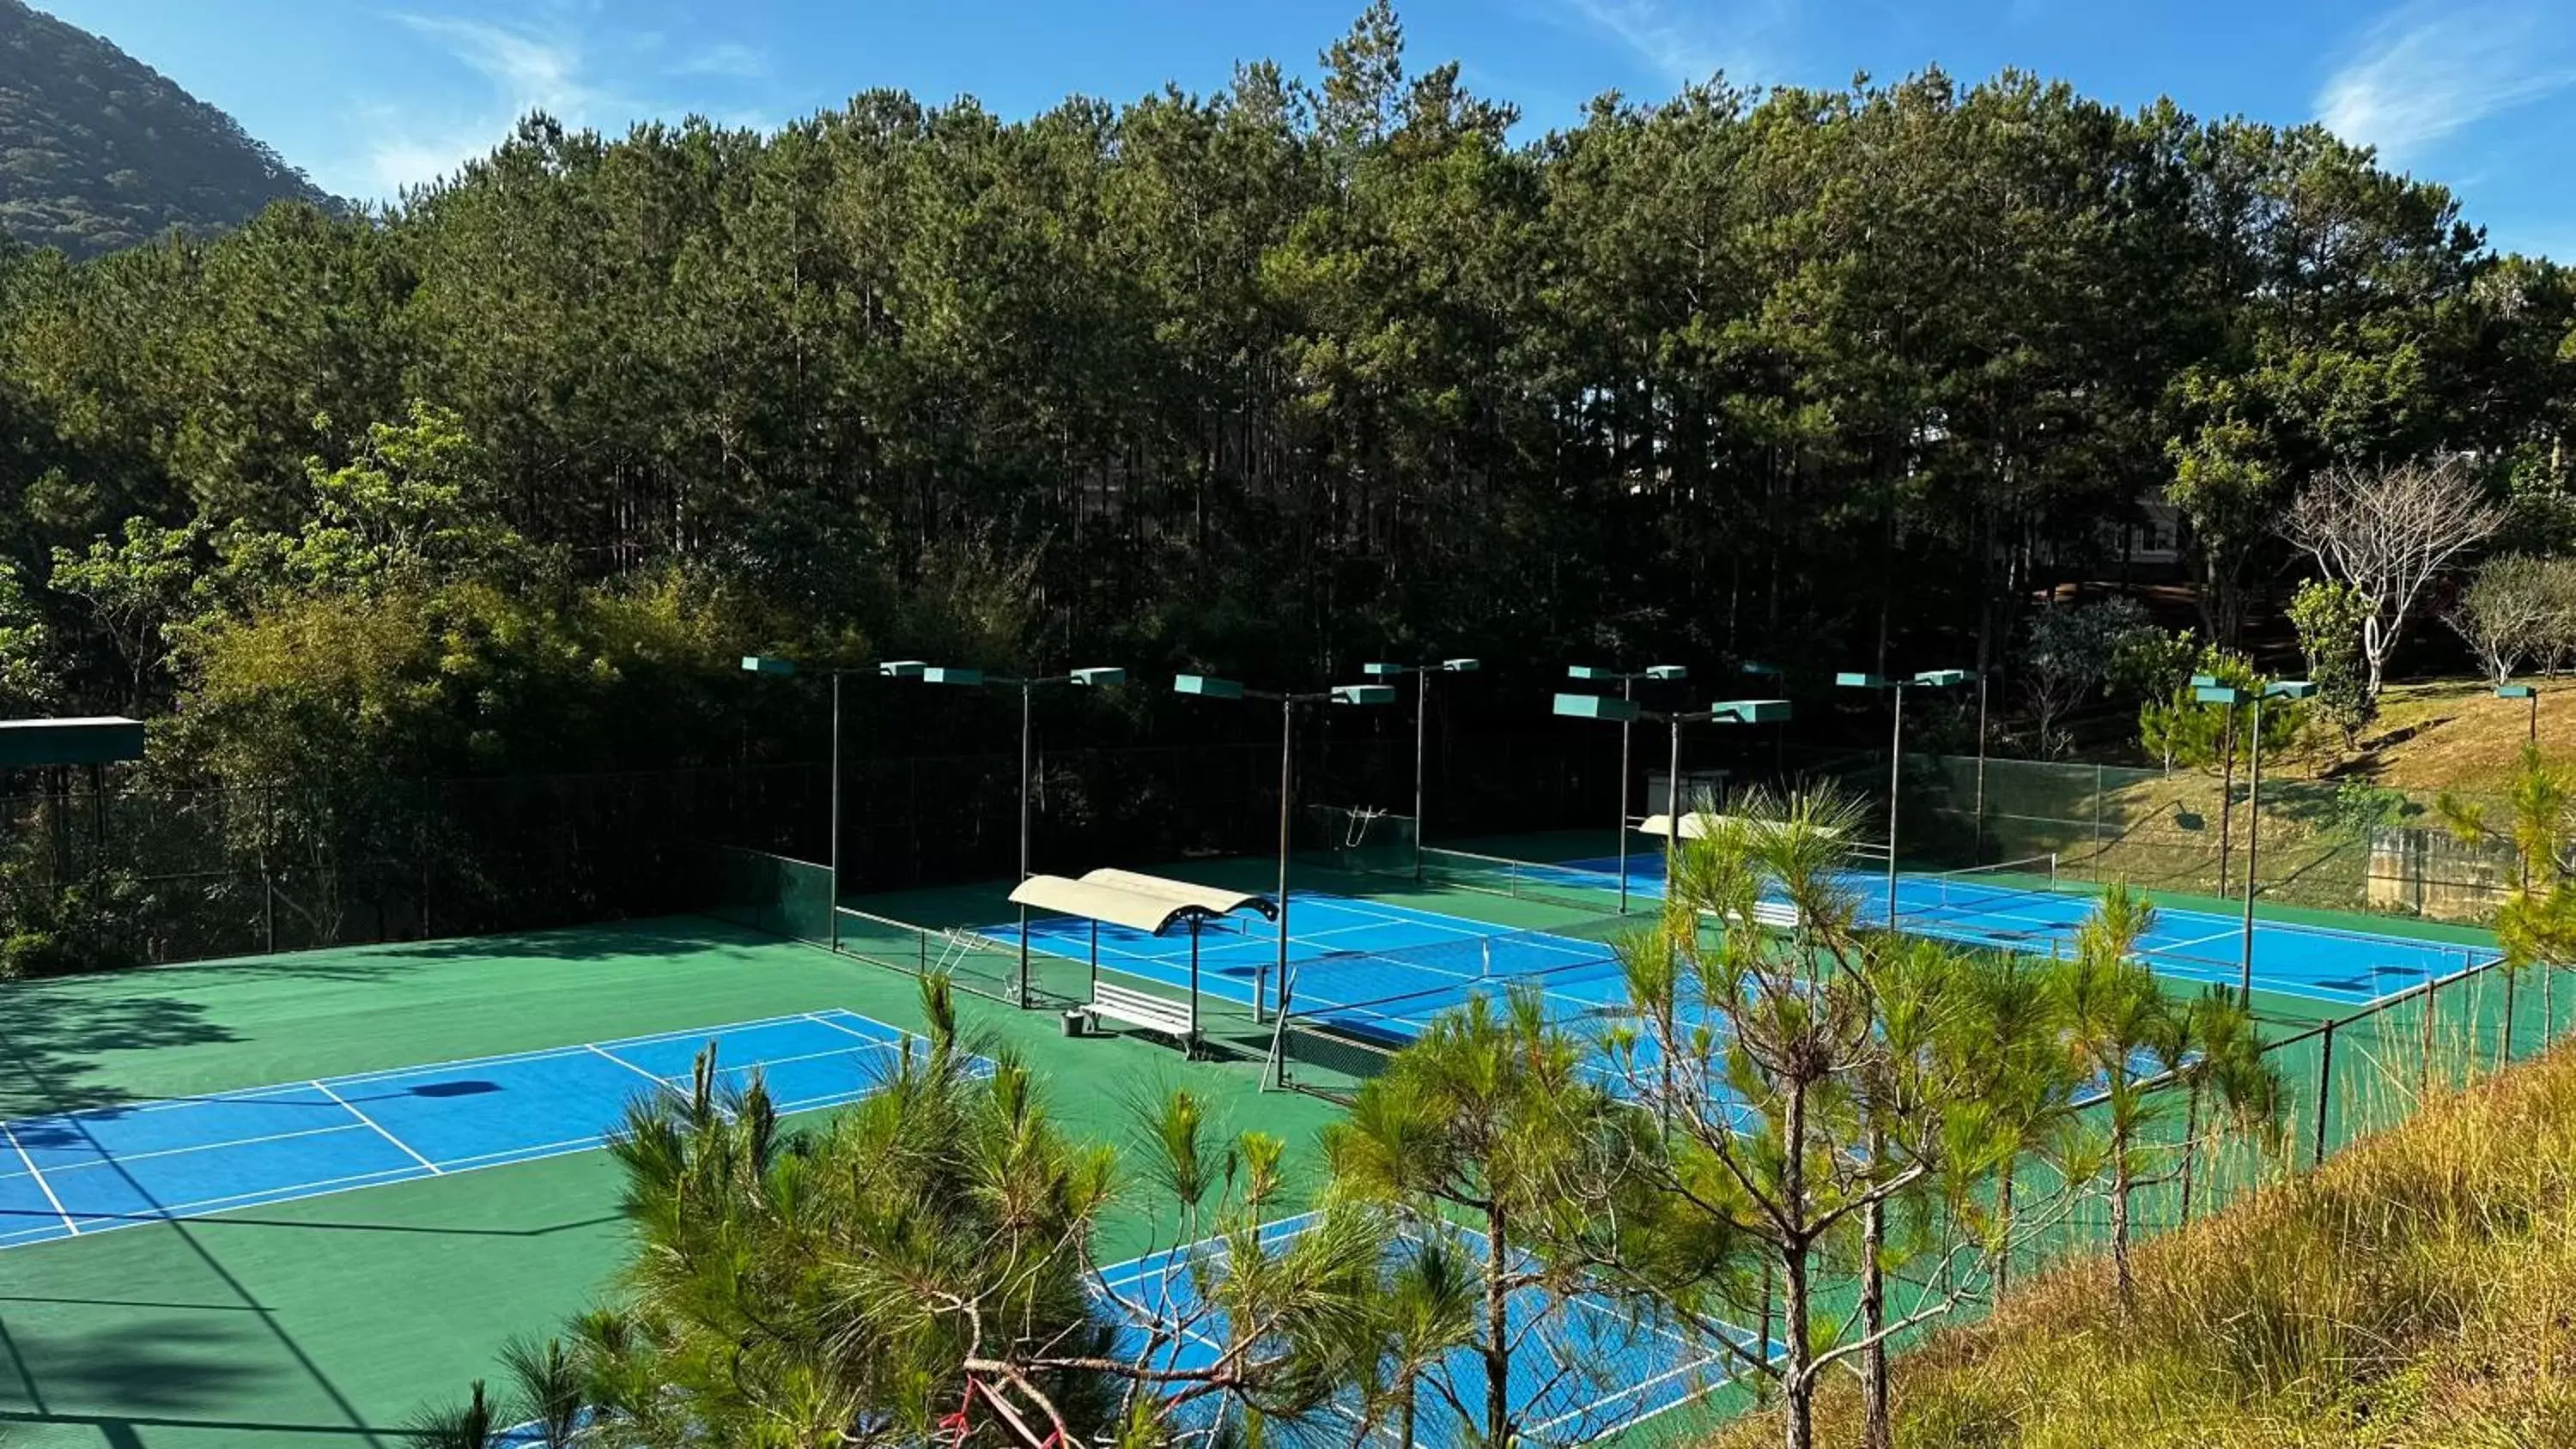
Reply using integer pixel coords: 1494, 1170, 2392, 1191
1, 1007, 963, 1251
1096, 1211, 1765, 1447
1435, 848, 2498, 1009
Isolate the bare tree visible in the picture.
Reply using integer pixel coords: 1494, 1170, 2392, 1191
2281, 457, 2506, 700
2445, 554, 2555, 684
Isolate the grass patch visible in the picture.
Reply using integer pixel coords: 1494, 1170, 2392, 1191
1708, 1035, 2576, 1448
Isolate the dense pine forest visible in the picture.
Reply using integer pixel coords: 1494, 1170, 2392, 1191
0, 4, 2571, 949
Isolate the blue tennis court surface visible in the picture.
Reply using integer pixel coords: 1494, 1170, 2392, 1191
0, 1008, 967, 1251
1096, 1211, 1765, 1446
992, 893, 1635, 1035
1530, 854, 2496, 1007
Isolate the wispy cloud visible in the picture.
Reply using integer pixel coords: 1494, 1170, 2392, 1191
395, 14, 611, 118
1566, 0, 1731, 85
2317, 0, 2576, 167
670, 41, 770, 81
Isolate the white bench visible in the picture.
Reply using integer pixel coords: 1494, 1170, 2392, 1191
1084, 981, 1197, 1046
1735, 900, 1801, 932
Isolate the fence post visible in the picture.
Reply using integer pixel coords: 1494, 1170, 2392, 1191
2313, 1018, 2336, 1169
2420, 974, 2439, 1091
2092, 764, 2105, 854
262, 783, 278, 956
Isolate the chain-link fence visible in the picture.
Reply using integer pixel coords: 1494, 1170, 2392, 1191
0, 728, 1608, 977
1791, 751, 2524, 925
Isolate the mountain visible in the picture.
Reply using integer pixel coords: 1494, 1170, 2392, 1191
0, 0, 340, 258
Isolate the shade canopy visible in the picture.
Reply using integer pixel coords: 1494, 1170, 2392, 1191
1007, 870, 1273, 937
1078, 867, 1279, 921
1636, 812, 1840, 842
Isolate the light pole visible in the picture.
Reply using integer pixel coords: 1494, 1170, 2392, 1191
1552, 693, 1794, 887
2194, 678, 2313, 1007
900, 664, 1127, 1006
1362, 658, 1481, 878
740, 656, 928, 950
1565, 663, 1689, 912
2190, 671, 2244, 897
1837, 669, 1971, 928
1173, 674, 1394, 1070
2500, 682, 2538, 743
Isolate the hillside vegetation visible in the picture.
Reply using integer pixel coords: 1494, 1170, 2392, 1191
0, 0, 334, 258
1710, 1037, 2576, 1449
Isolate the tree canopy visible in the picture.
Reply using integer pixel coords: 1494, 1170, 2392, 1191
0, 3, 2567, 792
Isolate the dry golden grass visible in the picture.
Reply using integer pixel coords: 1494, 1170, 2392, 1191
1705, 1038, 2576, 1449
2364, 681, 2576, 795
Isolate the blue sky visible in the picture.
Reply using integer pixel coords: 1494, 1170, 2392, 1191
35, 0, 2576, 259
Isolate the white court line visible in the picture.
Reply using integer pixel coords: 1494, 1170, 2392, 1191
61, 1160, 434, 1230
1893, 900, 2363, 1003
1, 1116, 76, 1239
3, 1078, 348, 1128
583, 1043, 676, 1093
35, 1121, 370, 1178
310, 1079, 441, 1177
803, 1009, 904, 1047
0, 1013, 971, 1252
323, 1009, 849, 1089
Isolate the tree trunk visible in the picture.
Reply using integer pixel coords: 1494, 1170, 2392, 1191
2111, 1153, 2136, 1311
2178, 1087, 2203, 1225
1994, 1163, 2016, 1296
1781, 1081, 1814, 1449
1484, 1202, 1510, 1446
1860, 1183, 1892, 1449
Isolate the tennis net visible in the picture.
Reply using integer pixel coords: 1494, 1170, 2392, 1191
1419, 846, 1638, 912
1880, 853, 2066, 930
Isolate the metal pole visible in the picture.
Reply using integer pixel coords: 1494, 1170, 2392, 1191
2239, 694, 2263, 1009
1974, 672, 1990, 864
1618, 676, 1634, 913
2532, 689, 2541, 744
2312, 1019, 2336, 1167
1413, 667, 1429, 881
829, 671, 843, 953
2216, 704, 2237, 898
1017, 681, 1034, 1009
1886, 683, 1904, 927
1667, 714, 1683, 890
1273, 695, 1294, 1026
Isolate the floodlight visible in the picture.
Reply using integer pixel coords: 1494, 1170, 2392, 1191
1555, 692, 1642, 724
1645, 664, 1689, 681
2265, 680, 2316, 700
1173, 674, 1246, 700
1710, 698, 1791, 724
1364, 662, 1405, 677
1443, 658, 1481, 672
921, 666, 984, 686
879, 660, 928, 678
2189, 672, 2218, 688
1836, 671, 1887, 688
1334, 683, 1397, 706
1913, 669, 1970, 688
1741, 660, 1783, 677
1567, 664, 1613, 680
741, 655, 796, 676
2194, 685, 2246, 705
2499, 684, 2537, 700
1069, 667, 1126, 687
